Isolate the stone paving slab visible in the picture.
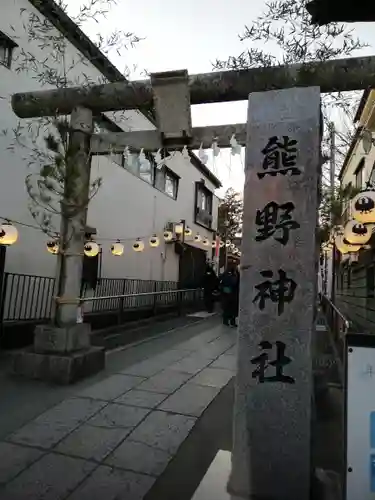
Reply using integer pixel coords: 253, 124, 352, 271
120, 349, 190, 378
115, 390, 167, 409
77, 374, 146, 401
135, 369, 192, 395
7, 398, 106, 449
0, 442, 44, 484
88, 403, 149, 429
120, 358, 169, 378
190, 368, 235, 389
168, 354, 214, 375
66, 464, 155, 500
0, 453, 96, 500
56, 424, 130, 462
105, 440, 172, 476
225, 345, 237, 356
0, 322, 236, 500
210, 354, 237, 372
197, 343, 233, 360
128, 410, 197, 455
158, 383, 220, 417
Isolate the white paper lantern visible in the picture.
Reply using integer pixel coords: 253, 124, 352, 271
149, 235, 160, 248
194, 234, 201, 242
133, 239, 144, 252
211, 240, 217, 248
202, 238, 209, 246
0, 223, 18, 246
344, 219, 373, 245
352, 191, 375, 224
163, 231, 173, 242
111, 241, 124, 256
84, 241, 100, 257
46, 239, 59, 255
184, 227, 192, 237
219, 241, 225, 248
225, 241, 231, 247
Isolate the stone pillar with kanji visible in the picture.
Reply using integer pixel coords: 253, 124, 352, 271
228, 87, 321, 500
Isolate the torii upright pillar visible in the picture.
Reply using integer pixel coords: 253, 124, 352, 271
228, 87, 321, 500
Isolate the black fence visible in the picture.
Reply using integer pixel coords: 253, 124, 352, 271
1, 273, 204, 323
1, 273, 55, 322
0, 272, 203, 349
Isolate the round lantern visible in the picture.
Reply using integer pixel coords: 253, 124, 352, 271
344, 219, 373, 245
334, 233, 362, 255
202, 238, 209, 246
111, 241, 124, 256
211, 240, 217, 248
163, 231, 173, 242
225, 241, 231, 247
0, 223, 18, 246
149, 235, 160, 248
84, 241, 100, 257
352, 190, 375, 224
174, 222, 183, 235
219, 241, 224, 248
194, 234, 201, 243
334, 234, 350, 254
133, 238, 144, 252
184, 227, 192, 237
46, 239, 59, 255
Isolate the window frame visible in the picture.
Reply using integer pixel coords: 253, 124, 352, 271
164, 168, 179, 199
354, 159, 365, 190
0, 31, 17, 69
195, 182, 214, 230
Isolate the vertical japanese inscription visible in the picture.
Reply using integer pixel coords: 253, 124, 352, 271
251, 341, 295, 384
258, 135, 301, 179
253, 269, 297, 316
255, 201, 300, 246
251, 135, 301, 384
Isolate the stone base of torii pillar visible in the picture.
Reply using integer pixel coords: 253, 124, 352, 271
10, 324, 105, 385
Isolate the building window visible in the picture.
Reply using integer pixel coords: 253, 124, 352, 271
355, 159, 365, 189
0, 32, 17, 69
165, 170, 178, 199
367, 266, 375, 298
195, 182, 213, 229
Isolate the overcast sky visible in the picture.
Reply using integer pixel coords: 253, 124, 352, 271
65, 0, 375, 196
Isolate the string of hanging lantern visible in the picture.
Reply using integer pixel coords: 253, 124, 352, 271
0, 216, 241, 258
0, 213, 241, 257
334, 183, 375, 255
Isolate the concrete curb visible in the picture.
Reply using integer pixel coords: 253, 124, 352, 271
106, 314, 219, 355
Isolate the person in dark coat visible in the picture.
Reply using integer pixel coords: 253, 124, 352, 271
220, 262, 240, 326
202, 263, 219, 313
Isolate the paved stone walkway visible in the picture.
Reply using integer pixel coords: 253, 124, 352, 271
0, 323, 236, 500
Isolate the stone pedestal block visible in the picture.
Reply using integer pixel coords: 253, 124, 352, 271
34, 323, 90, 354
11, 346, 105, 385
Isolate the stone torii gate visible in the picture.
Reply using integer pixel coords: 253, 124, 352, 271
10, 55, 375, 500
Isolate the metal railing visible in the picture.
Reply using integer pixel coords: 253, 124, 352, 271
320, 294, 351, 360
1, 273, 55, 321
0, 272, 202, 324
80, 288, 203, 324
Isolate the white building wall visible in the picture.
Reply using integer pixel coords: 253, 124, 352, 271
89, 152, 218, 282
0, 0, 219, 285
